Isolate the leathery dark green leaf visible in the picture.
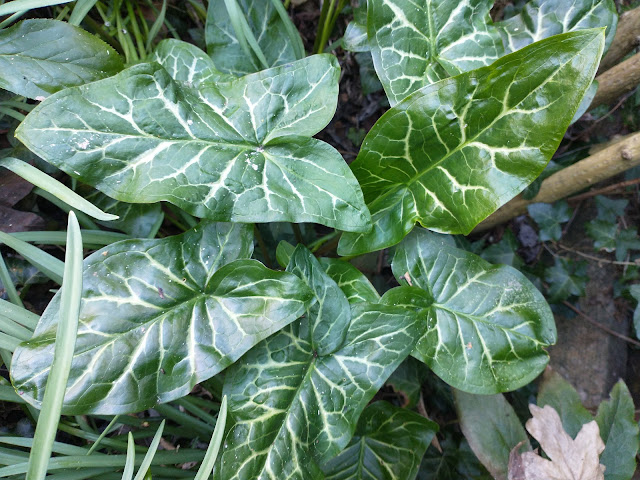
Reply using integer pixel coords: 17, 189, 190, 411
205, 0, 301, 76
0, 19, 123, 99
321, 401, 438, 480
16, 50, 371, 233
10, 222, 314, 414
338, 29, 605, 255
391, 229, 556, 394
286, 245, 350, 356
496, 0, 617, 54
318, 258, 380, 304
368, 0, 503, 105
214, 303, 425, 480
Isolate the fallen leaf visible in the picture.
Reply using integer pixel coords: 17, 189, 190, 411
508, 404, 605, 480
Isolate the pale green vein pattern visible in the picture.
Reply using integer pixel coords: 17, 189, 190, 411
496, 0, 617, 54
11, 222, 313, 414
214, 304, 424, 480
16, 45, 371, 232
205, 0, 299, 76
321, 401, 437, 480
338, 30, 604, 255
391, 229, 556, 394
318, 258, 380, 305
368, 0, 503, 105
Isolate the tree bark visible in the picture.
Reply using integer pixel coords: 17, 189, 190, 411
598, 7, 640, 74
474, 131, 640, 232
590, 52, 640, 110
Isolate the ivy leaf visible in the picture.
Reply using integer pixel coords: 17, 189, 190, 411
480, 230, 524, 269
594, 195, 628, 220
321, 401, 438, 480
386, 357, 430, 408
527, 201, 572, 242
367, 0, 503, 105
287, 245, 350, 356
630, 285, 640, 339
338, 30, 604, 255
595, 381, 639, 480
81, 188, 164, 238
214, 303, 425, 479
537, 368, 593, 439
496, 0, 617, 54
614, 228, 640, 262
0, 19, 123, 99
318, 258, 380, 304
544, 257, 587, 303
16, 46, 371, 233
454, 390, 530, 480
205, 0, 302, 76
11, 222, 313, 414
586, 219, 617, 252
392, 229, 556, 394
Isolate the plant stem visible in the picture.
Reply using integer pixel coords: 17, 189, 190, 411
590, 52, 640, 110
598, 6, 640, 73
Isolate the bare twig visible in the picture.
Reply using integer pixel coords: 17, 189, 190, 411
561, 301, 640, 347
555, 243, 640, 266
567, 178, 640, 203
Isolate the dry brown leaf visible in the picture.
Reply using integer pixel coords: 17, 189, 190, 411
508, 404, 605, 480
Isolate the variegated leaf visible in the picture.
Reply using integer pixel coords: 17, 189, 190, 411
16, 50, 371, 232
496, 0, 617, 54
0, 19, 123, 99
205, 0, 303, 76
321, 401, 438, 480
287, 245, 350, 356
391, 229, 556, 394
319, 258, 380, 304
10, 222, 313, 414
368, 0, 503, 105
214, 303, 424, 480
338, 29, 604, 255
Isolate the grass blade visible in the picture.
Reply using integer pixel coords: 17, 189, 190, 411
0, 298, 40, 330
145, 0, 167, 51
25, 212, 83, 480
0, 157, 118, 222
0, 251, 23, 307
120, 433, 135, 480
194, 396, 227, 480
68, 0, 99, 25
0, 0, 72, 16
132, 420, 165, 480
11, 230, 129, 247
0, 231, 64, 284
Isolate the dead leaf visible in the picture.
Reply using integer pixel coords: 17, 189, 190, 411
508, 404, 605, 480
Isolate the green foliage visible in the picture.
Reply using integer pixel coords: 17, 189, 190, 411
527, 201, 572, 242
544, 257, 588, 302
0, 0, 630, 478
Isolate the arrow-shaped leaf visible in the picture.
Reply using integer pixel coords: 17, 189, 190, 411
321, 401, 438, 480
338, 29, 604, 255
368, 0, 503, 105
496, 0, 617, 54
10, 222, 313, 414
0, 19, 123, 99
318, 258, 380, 304
391, 229, 556, 394
214, 303, 425, 479
16, 47, 371, 233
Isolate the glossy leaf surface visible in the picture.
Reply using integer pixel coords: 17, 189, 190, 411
0, 19, 123, 99
339, 30, 604, 255
16, 49, 370, 232
11, 222, 313, 414
496, 0, 617, 54
368, 0, 503, 105
318, 258, 380, 304
215, 303, 424, 479
392, 229, 556, 393
321, 401, 438, 480
205, 0, 300, 75
287, 245, 350, 356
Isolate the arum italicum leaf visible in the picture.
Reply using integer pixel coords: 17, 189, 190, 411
205, 0, 301, 76
368, 0, 503, 106
496, 0, 617, 54
391, 229, 556, 394
16, 41, 371, 233
214, 303, 424, 480
338, 29, 605, 256
0, 19, 123, 100
11, 222, 314, 414
321, 401, 438, 480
